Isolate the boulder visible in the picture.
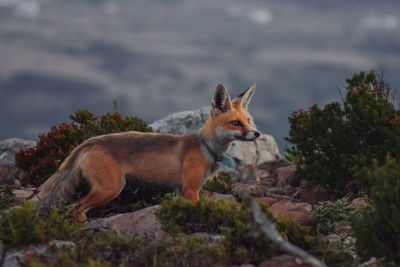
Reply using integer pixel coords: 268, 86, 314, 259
257, 160, 287, 175
0, 138, 35, 165
0, 138, 35, 184
86, 206, 167, 241
275, 165, 299, 187
150, 107, 210, 135
150, 107, 281, 174
268, 200, 314, 226
297, 185, 335, 206
2, 240, 75, 267
3, 244, 47, 267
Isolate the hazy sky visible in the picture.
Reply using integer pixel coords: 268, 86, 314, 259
1, 0, 399, 151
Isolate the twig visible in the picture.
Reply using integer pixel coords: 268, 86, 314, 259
242, 191, 326, 267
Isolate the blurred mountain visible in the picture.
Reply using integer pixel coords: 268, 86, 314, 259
1, 0, 400, 152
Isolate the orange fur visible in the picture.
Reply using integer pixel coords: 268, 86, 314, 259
35, 83, 260, 221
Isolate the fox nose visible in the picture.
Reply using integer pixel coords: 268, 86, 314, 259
254, 131, 260, 138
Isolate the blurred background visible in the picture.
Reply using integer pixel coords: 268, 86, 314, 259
1, 0, 399, 152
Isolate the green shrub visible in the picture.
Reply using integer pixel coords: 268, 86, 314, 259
285, 70, 400, 194
313, 237, 358, 267
0, 185, 15, 210
157, 197, 313, 265
202, 173, 232, 194
15, 104, 152, 186
28, 230, 134, 267
28, 230, 227, 267
0, 201, 81, 248
312, 197, 360, 234
352, 157, 400, 264
141, 233, 228, 267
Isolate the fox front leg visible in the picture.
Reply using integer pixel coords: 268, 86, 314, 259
181, 151, 210, 202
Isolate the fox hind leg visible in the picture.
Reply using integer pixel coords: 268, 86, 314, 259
73, 153, 125, 222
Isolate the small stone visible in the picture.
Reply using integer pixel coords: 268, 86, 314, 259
334, 223, 352, 233
352, 197, 367, 207
13, 179, 22, 189
259, 254, 308, 267
13, 189, 35, 200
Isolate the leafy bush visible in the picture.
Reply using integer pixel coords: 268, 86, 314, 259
15, 104, 152, 186
312, 197, 360, 234
0, 185, 15, 210
157, 197, 313, 264
0, 201, 81, 248
28, 230, 227, 267
140, 233, 228, 267
313, 237, 358, 267
285, 70, 400, 194
352, 157, 400, 264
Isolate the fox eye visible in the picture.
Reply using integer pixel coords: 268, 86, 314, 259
231, 120, 243, 127
248, 118, 251, 123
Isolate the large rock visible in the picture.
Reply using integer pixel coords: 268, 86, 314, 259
3, 240, 75, 267
150, 107, 281, 171
150, 107, 210, 135
297, 185, 335, 206
86, 205, 167, 241
0, 138, 36, 184
0, 138, 35, 165
267, 200, 314, 226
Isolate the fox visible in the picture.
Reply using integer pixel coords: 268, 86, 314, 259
35, 83, 260, 221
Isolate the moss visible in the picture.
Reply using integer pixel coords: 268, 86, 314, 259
0, 201, 81, 248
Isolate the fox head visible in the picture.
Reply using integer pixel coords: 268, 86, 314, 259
206, 83, 261, 142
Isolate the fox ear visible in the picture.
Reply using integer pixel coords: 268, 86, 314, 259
212, 84, 232, 113
233, 83, 256, 110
